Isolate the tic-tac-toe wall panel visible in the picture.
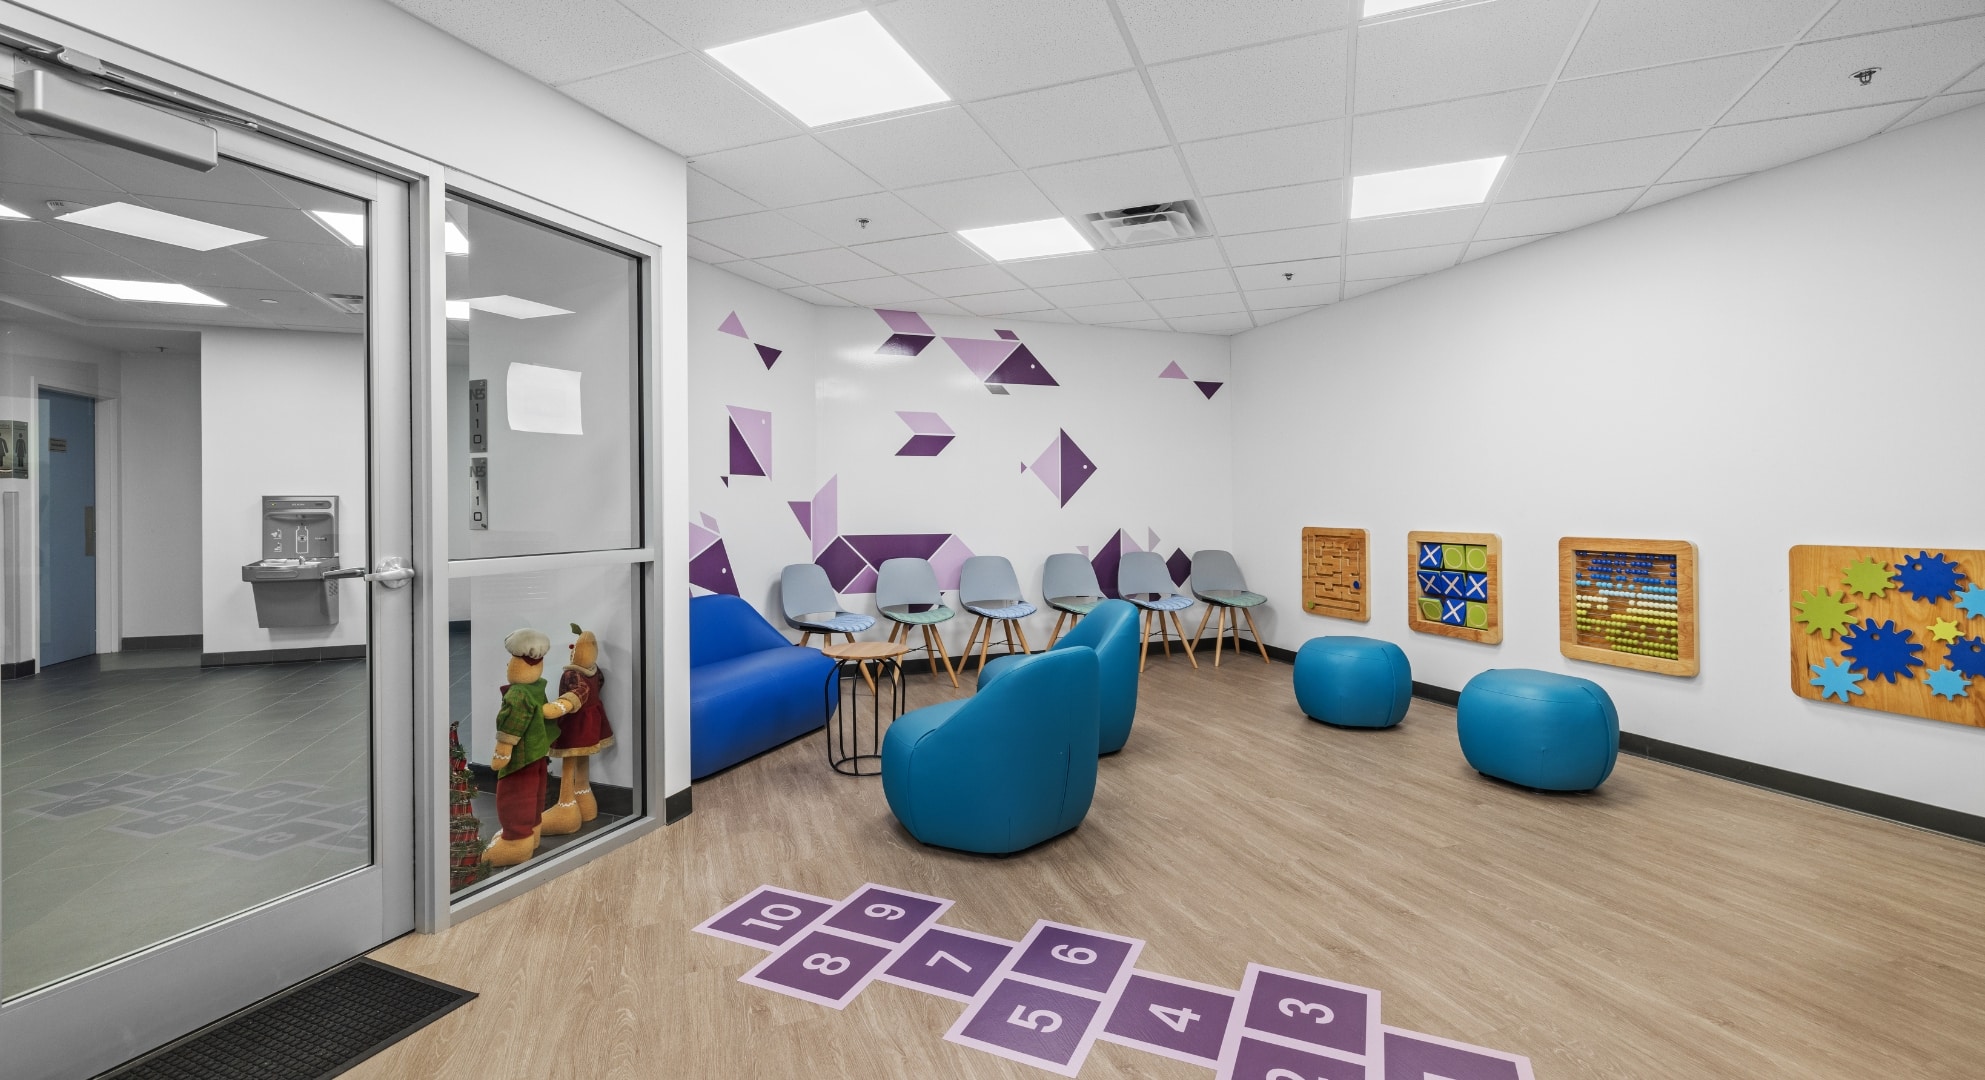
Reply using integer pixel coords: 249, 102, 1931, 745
1789, 545, 1984, 729
1406, 532, 1502, 644
1302, 527, 1369, 622
1558, 537, 1699, 677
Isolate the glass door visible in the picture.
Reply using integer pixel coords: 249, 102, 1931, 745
0, 61, 415, 1079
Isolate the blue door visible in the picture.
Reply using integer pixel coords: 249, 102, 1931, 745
38, 389, 96, 666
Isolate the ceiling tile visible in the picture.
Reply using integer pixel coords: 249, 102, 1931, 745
1003, 252, 1121, 287
1131, 268, 1235, 300
1149, 34, 1349, 141
897, 297, 969, 316
1461, 234, 1548, 261
1220, 224, 1344, 265
758, 247, 889, 284
906, 263, 1022, 294
1476, 188, 1639, 239
1250, 306, 1314, 325
1166, 312, 1255, 334
1030, 149, 1193, 216
1036, 279, 1141, 306
1893, 88, 1985, 127
616, 0, 863, 49
561, 54, 799, 156
687, 170, 764, 221
874, 0, 1134, 100
780, 192, 942, 245
715, 259, 804, 290
954, 289, 1055, 315
1100, 319, 1174, 331
1812, 0, 1985, 38
1666, 101, 1915, 180
1356, 0, 1588, 112
897, 172, 1059, 230
850, 232, 988, 273
1724, 17, 1985, 123
1343, 276, 1413, 298
784, 284, 855, 306
1064, 300, 1162, 324
968, 73, 1171, 167
690, 211, 834, 258
1015, 309, 1077, 323
689, 137, 882, 208
1563, 0, 1831, 79
1629, 175, 1742, 210
1952, 65, 1985, 93
1346, 206, 1485, 253
1234, 258, 1340, 291
1202, 182, 1344, 234
1352, 88, 1540, 174
813, 107, 1016, 188
389, 0, 682, 85
1245, 283, 1338, 309
1498, 131, 1696, 201
825, 275, 936, 306
687, 236, 737, 262
1527, 52, 1779, 151
1346, 243, 1466, 280
1181, 120, 1346, 196
1101, 237, 1230, 276
1117, 0, 1352, 64
1151, 291, 1246, 317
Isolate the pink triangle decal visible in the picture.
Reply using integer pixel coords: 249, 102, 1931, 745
718, 311, 747, 339
1158, 361, 1188, 380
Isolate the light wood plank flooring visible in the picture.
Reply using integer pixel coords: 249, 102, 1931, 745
360, 653, 1985, 1079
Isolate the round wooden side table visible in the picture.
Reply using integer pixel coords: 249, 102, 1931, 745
819, 641, 909, 776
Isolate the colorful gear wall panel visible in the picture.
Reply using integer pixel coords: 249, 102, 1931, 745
1558, 537, 1699, 677
1405, 531, 1502, 644
1301, 527, 1369, 622
1789, 545, 1984, 729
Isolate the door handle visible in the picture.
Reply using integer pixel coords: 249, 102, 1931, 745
324, 555, 416, 589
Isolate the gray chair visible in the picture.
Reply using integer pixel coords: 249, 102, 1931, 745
958, 555, 1037, 677
1042, 553, 1107, 647
1118, 550, 1199, 672
1188, 549, 1270, 666
876, 557, 958, 688
779, 563, 876, 648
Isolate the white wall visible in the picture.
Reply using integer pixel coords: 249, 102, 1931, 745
117, 354, 200, 639
1229, 105, 1985, 816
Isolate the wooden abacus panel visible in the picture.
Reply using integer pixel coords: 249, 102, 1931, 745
1558, 538, 1699, 677
1789, 544, 1984, 729
1301, 527, 1369, 622
1405, 531, 1501, 644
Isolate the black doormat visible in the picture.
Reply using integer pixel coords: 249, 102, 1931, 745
96, 958, 474, 1080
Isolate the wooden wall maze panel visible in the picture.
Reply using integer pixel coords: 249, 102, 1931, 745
1302, 527, 1369, 622
1405, 531, 1502, 645
1558, 538, 1699, 677
1789, 545, 1984, 729
697, 883, 1536, 1078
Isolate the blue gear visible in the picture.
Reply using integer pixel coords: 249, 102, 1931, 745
1945, 635, 1985, 680
1893, 551, 1966, 604
1808, 657, 1865, 703
1925, 666, 1971, 702
1839, 619, 1924, 683
1958, 585, 1985, 622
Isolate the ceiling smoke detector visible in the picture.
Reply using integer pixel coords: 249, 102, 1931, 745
1080, 201, 1208, 249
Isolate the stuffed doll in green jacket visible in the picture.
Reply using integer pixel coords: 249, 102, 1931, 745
484, 627, 575, 868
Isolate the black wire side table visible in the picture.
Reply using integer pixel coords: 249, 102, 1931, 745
820, 641, 908, 776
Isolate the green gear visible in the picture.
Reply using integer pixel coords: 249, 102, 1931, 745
1840, 557, 1895, 599
1793, 587, 1857, 639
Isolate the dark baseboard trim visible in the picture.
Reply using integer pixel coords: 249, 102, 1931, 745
1, 659, 36, 681
122, 634, 201, 651
448, 620, 469, 633
665, 787, 692, 824
1412, 681, 1462, 707
465, 762, 634, 818
200, 645, 367, 667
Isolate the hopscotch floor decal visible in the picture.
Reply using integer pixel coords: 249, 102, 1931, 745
695, 883, 1537, 1078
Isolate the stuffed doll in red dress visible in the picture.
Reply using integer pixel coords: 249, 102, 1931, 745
485, 627, 579, 868
539, 623, 614, 836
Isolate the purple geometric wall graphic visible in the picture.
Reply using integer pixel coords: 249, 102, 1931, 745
1090, 529, 1146, 599
1158, 361, 1188, 380
689, 515, 739, 596
1167, 548, 1192, 585
1195, 380, 1223, 399
788, 499, 811, 541
755, 344, 782, 369
718, 311, 747, 338
986, 343, 1058, 387
1147, 528, 1162, 552
895, 411, 955, 457
797, 475, 972, 592
1025, 429, 1096, 507
995, 329, 1018, 341
876, 309, 935, 356
945, 336, 1018, 380
726, 405, 772, 479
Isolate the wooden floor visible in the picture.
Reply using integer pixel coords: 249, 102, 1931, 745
360, 651, 1985, 1079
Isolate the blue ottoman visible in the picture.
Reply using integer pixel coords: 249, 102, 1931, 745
1293, 636, 1412, 729
1457, 669, 1618, 791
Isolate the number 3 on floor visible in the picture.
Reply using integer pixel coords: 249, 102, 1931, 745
1278, 997, 1334, 1024
1149, 1004, 1200, 1033
1007, 1006, 1062, 1034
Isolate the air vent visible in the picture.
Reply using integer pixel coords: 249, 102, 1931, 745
1080, 200, 1209, 248
318, 293, 365, 315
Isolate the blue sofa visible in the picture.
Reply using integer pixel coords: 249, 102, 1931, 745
883, 647, 1099, 854
690, 594, 837, 779
981, 598, 1140, 753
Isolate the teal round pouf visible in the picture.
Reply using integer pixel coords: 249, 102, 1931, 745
1457, 669, 1619, 791
1293, 636, 1412, 728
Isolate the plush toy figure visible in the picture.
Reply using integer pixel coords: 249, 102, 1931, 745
485, 628, 574, 868
540, 623, 614, 836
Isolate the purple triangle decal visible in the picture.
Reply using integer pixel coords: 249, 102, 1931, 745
1195, 380, 1223, 399
689, 538, 740, 596
1158, 361, 1188, 380
789, 500, 812, 539
756, 343, 782, 369
995, 329, 1019, 341
878, 333, 934, 357
717, 311, 747, 339
987, 344, 1058, 387
720, 475, 730, 487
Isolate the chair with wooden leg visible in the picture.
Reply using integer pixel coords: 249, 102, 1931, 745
1187, 549, 1272, 667
1041, 553, 1108, 648
958, 555, 1037, 678
1117, 550, 1199, 672
780, 563, 877, 648
875, 557, 959, 688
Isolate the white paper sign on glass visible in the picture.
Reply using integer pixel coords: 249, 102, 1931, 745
505, 362, 584, 435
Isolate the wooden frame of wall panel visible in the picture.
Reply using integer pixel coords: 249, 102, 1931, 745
1788, 544, 1984, 729
1559, 537, 1700, 677
1302, 526, 1369, 622
1405, 531, 1501, 644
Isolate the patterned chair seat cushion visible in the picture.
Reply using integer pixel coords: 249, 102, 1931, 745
1200, 590, 1267, 608
1049, 597, 1103, 615
886, 604, 954, 625
1128, 593, 1194, 612
965, 601, 1037, 620
793, 612, 876, 634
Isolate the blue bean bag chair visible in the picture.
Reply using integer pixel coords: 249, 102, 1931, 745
690, 594, 837, 779
1457, 668, 1619, 792
980, 598, 1140, 753
883, 647, 1099, 854
1293, 636, 1412, 729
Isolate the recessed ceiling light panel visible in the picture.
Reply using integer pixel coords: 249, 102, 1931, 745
957, 218, 1094, 262
446, 299, 471, 321
1350, 156, 1506, 219
0, 203, 28, 220
707, 12, 949, 127
465, 295, 573, 319
1363, 0, 1482, 18
308, 209, 367, 247
60, 276, 227, 306
56, 201, 263, 251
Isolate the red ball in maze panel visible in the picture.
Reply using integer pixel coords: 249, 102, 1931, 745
881, 926, 1014, 1001
1236, 964, 1380, 1060
1008, 923, 1141, 995
949, 977, 1104, 1076
1381, 1028, 1534, 1080
1100, 972, 1237, 1066
820, 884, 949, 943
1227, 1035, 1369, 1080
693, 886, 835, 950
740, 928, 894, 1009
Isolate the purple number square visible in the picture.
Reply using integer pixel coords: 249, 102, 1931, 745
1382, 1027, 1533, 1080
1101, 972, 1236, 1066
821, 884, 949, 944
1010, 923, 1141, 996
742, 929, 892, 1009
950, 978, 1102, 1076
1242, 965, 1379, 1058
1228, 1036, 1368, 1080
695, 886, 835, 950
881, 927, 1014, 1001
